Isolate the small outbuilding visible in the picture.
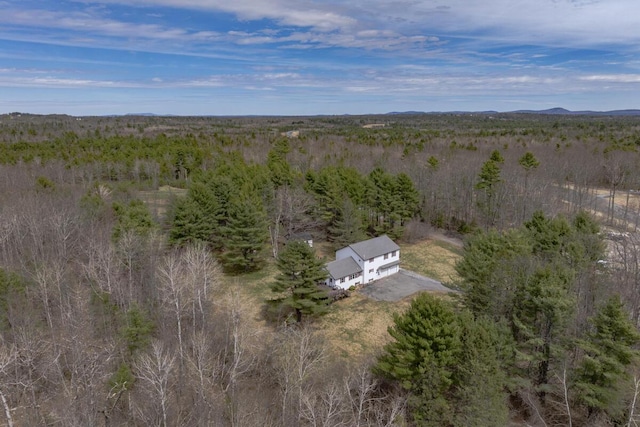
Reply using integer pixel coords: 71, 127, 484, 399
289, 232, 313, 247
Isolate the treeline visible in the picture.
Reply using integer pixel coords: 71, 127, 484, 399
2, 113, 640, 233
168, 145, 420, 273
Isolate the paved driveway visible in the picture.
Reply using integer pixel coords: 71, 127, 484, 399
359, 269, 456, 302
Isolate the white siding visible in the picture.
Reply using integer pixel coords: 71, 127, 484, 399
331, 240, 401, 286
363, 249, 400, 282
326, 272, 363, 290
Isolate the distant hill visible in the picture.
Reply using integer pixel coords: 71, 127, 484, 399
386, 108, 640, 116
510, 107, 640, 116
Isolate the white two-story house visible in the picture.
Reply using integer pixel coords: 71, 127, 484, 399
325, 235, 401, 290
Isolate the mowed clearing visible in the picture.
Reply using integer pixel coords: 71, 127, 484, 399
317, 237, 462, 359
213, 236, 463, 360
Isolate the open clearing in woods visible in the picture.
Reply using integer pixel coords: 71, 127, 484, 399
139, 185, 463, 359
217, 236, 463, 360
317, 237, 462, 358
137, 185, 187, 218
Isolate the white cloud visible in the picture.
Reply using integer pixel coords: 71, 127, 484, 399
74, 0, 357, 32
0, 7, 224, 44
579, 74, 640, 83
70, 0, 640, 49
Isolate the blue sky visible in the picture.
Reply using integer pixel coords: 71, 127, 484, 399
1, 0, 640, 115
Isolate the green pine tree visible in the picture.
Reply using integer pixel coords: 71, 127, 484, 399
452, 314, 512, 427
475, 159, 502, 226
374, 293, 463, 426
575, 296, 640, 419
395, 172, 420, 225
518, 151, 540, 221
328, 198, 366, 249
490, 149, 505, 163
111, 199, 156, 242
121, 304, 155, 355
220, 195, 269, 272
270, 241, 329, 323
168, 195, 212, 246
267, 138, 294, 187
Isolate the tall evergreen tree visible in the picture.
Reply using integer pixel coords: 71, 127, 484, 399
511, 263, 575, 392
220, 195, 269, 272
374, 293, 463, 426
519, 151, 540, 221
375, 294, 512, 426
394, 172, 421, 225
456, 228, 531, 318
452, 314, 512, 427
270, 241, 329, 323
475, 159, 502, 226
328, 198, 366, 249
168, 195, 212, 247
267, 139, 294, 188
575, 296, 640, 419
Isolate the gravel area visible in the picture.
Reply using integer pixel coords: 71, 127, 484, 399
359, 268, 456, 302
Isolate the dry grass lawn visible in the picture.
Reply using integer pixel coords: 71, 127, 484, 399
317, 237, 462, 360
209, 237, 463, 361
400, 239, 462, 284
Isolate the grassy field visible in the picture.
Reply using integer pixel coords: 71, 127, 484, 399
399, 239, 463, 284
218, 237, 463, 361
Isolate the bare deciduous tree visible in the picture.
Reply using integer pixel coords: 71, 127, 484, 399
182, 242, 220, 328
0, 345, 16, 427
273, 325, 327, 426
135, 341, 176, 427
219, 290, 260, 427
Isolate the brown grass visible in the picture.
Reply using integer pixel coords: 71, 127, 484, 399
137, 185, 187, 218
317, 294, 400, 359
317, 237, 462, 360
400, 239, 462, 284
208, 236, 463, 361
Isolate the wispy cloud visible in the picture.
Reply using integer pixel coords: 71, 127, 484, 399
69, 0, 640, 49
1, 0, 639, 114
579, 74, 640, 83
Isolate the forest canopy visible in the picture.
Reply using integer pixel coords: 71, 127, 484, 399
0, 112, 640, 425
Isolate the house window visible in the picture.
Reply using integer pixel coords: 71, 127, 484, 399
349, 272, 360, 280
341, 278, 346, 284
368, 258, 374, 263
369, 269, 373, 273
392, 251, 397, 257
384, 253, 389, 260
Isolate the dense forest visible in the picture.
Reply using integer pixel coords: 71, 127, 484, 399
1, 111, 640, 426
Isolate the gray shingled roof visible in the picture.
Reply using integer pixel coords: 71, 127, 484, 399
348, 235, 400, 260
325, 257, 362, 279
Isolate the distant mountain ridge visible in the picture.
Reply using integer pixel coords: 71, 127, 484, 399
510, 107, 640, 116
4, 108, 640, 118
387, 108, 640, 116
